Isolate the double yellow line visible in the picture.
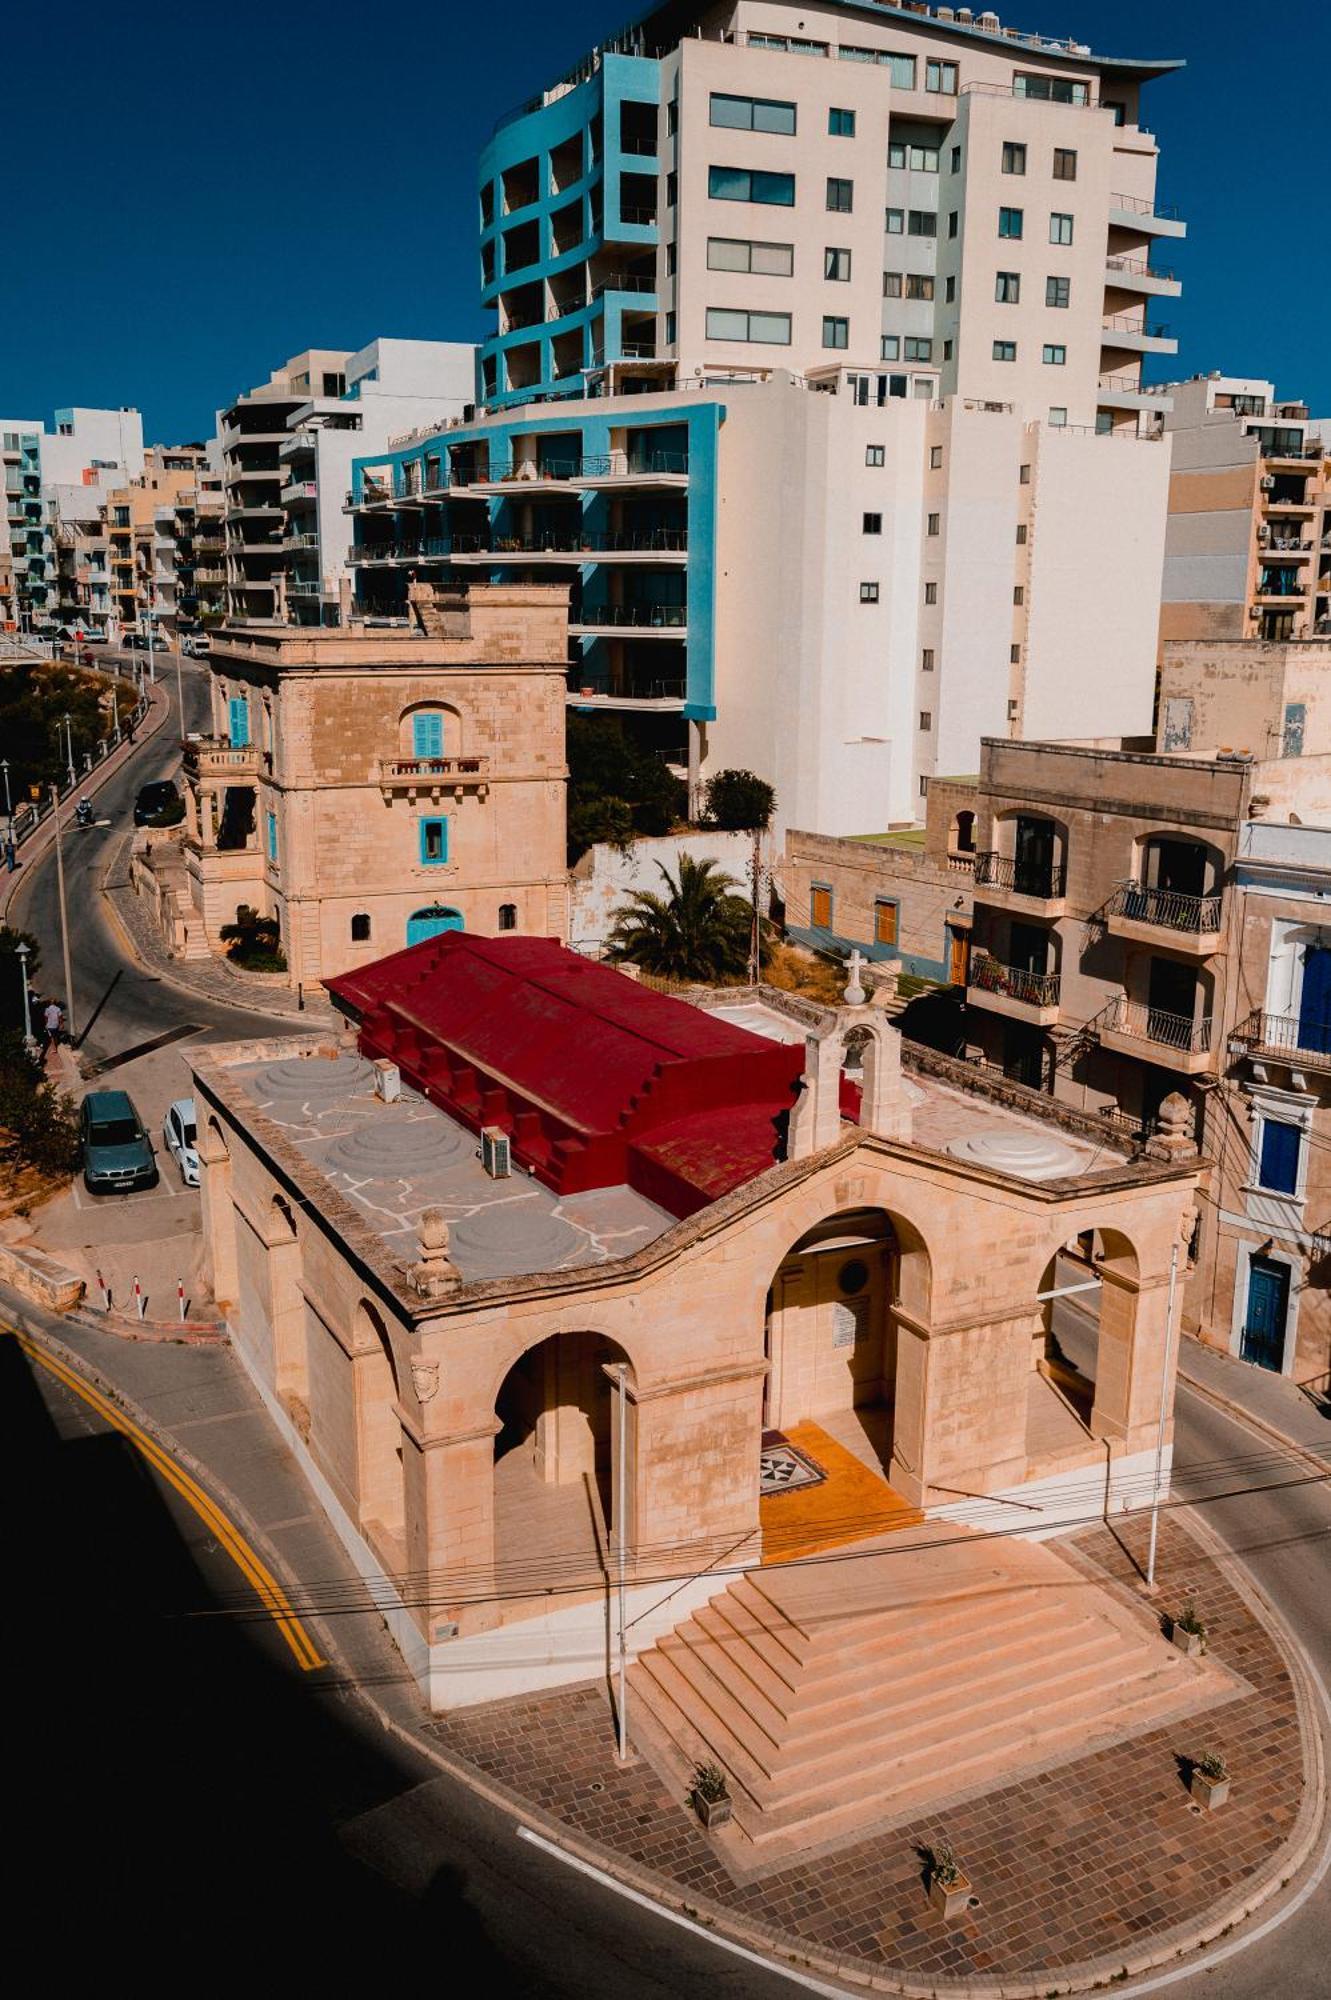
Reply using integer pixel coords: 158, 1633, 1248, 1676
6, 1323, 326, 1672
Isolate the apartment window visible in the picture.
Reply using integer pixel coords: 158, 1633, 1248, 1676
1016, 72, 1089, 105
1048, 406, 1068, 427
1016, 523, 1028, 544
1053, 147, 1078, 181
1257, 1117, 1302, 1196
498, 903, 518, 932
1049, 212, 1074, 245
925, 58, 958, 94
902, 274, 931, 302
885, 206, 905, 233
998, 207, 1024, 238
919, 711, 932, 731
265, 811, 278, 863
881, 335, 901, 360
927, 512, 940, 535
810, 885, 833, 927
351, 913, 372, 942
710, 92, 797, 134
947, 210, 958, 238
823, 315, 850, 349
827, 176, 854, 212
1010, 643, 1022, 663
908, 209, 936, 236
666, 169, 678, 206
666, 309, 677, 343
904, 337, 932, 361
920, 776, 930, 798
708, 165, 796, 205
706, 307, 792, 344
1013, 585, 1025, 605
839, 48, 916, 87
667, 99, 678, 136
419, 817, 449, 865
1008, 699, 1020, 720
863, 512, 883, 534
944, 273, 956, 302
922, 648, 935, 671
412, 710, 445, 759
995, 270, 1021, 304
874, 901, 898, 946
860, 581, 880, 602
322, 372, 346, 397
924, 581, 938, 604
1002, 141, 1027, 175
1019, 462, 1031, 485
889, 142, 939, 171
993, 339, 1017, 362
1046, 275, 1071, 308
866, 444, 885, 466
883, 270, 903, 297
824, 246, 852, 281
707, 236, 794, 275
950, 145, 962, 172
828, 106, 856, 136
1043, 343, 1067, 365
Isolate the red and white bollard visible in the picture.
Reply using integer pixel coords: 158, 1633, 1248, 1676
134, 1273, 145, 1321
177, 1279, 186, 1325
96, 1268, 111, 1312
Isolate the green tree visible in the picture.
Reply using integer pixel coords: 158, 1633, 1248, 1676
0, 1031, 79, 1178
605, 853, 753, 982
566, 714, 687, 862
703, 768, 776, 832
0, 927, 41, 1037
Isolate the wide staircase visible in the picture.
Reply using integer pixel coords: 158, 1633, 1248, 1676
629, 1522, 1221, 1864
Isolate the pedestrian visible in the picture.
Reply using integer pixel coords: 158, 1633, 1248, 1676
43, 998, 63, 1052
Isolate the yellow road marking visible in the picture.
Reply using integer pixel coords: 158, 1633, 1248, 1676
5, 1324, 327, 1671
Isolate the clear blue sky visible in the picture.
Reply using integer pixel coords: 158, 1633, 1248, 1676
4, 0, 1327, 441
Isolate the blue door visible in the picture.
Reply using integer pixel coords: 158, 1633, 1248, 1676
406, 905, 464, 947
1298, 946, 1331, 1055
1241, 1257, 1289, 1372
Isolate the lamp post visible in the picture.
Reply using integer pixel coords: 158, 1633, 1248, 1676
16, 940, 36, 1052
61, 712, 75, 791
50, 783, 77, 1044
0, 758, 11, 819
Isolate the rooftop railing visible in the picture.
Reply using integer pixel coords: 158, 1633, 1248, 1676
1105, 255, 1178, 282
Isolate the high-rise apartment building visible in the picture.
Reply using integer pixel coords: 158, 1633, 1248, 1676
221, 349, 352, 624
2, 405, 145, 634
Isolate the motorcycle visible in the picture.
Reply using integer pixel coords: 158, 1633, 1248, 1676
74, 799, 94, 828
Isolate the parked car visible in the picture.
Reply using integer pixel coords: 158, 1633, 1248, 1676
162, 1097, 200, 1186
133, 779, 184, 827
181, 634, 210, 658
81, 1089, 157, 1195
122, 633, 153, 651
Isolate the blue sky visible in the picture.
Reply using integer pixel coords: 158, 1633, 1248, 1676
4, 0, 1327, 441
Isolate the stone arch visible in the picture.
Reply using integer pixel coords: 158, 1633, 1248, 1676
986, 805, 1069, 897
950, 808, 976, 856
398, 698, 462, 760
1128, 828, 1225, 905
353, 1298, 407, 1557
1031, 1224, 1146, 1455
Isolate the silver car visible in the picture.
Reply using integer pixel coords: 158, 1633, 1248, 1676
163, 1097, 200, 1186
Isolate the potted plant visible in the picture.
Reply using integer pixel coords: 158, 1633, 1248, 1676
1171, 1599, 1208, 1657
926, 1839, 972, 1921
1190, 1750, 1230, 1811
688, 1761, 733, 1829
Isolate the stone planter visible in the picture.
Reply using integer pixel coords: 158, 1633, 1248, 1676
692, 1789, 732, 1829
928, 1871, 972, 1921
1190, 1769, 1230, 1811
1171, 1622, 1206, 1657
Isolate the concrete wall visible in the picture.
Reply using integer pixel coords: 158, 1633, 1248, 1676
569, 828, 756, 955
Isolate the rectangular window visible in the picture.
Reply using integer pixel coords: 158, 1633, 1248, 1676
412, 711, 443, 759
995, 270, 1021, 303
924, 581, 937, 604
1013, 585, 1025, 605
919, 711, 932, 731
822, 315, 850, 349
923, 512, 939, 538
883, 270, 903, 296
1015, 73, 1089, 105
947, 210, 958, 238
998, 206, 1024, 239
827, 176, 854, 212
1053, 147, 1078, 181
841, 46, 917, 88
926, 59, 958, 94
888, 140, 906, 168
419, 817, 450, 866
993, 339, 1017, 362
1048, 406, 1068, 426
860, 581, 879, 602
1010, 642, 1022, 663
945, 273, 956, 302
707, 236, 795, 275
905, 274, 933, 300
951, 145, 961, 171
904, 336, 932, 361
863, 512, 882, 534
228, 695, 250, 747
1008, 699, 1019, 720
1015, 523, 1028, 544
710, 92, 797, 134
908, 209, 936, 236
1002, 141, 1027, 175
880, 335, 900, 360
922, 647, 934, 671
828, 106, 855, 136
666, 169, 678, 206
265, 810, 277, 863
1042, 343, 1067, 365
1019, 463, 1031, 484
866, 444, 885, 466
709, 165, 796, 206
929, 445, 943, 469
1046, 275, 1070, 308
1049, 211, 1074, 245
810, 885, 833, 928
1258, 1118, 1301, 1196
706, 306, 792, 344
874, 901, 898, 946
885, 206, 904, 234
824, 246, 852, 281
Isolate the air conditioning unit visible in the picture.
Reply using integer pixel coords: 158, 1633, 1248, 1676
481, 1125, 512, 1178
1260, 474, 1276, 489
372, 1059, 401, 1103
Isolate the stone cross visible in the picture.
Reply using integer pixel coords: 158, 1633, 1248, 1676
844, 948, 867, 1007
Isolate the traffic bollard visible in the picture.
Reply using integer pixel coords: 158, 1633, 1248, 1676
134, 1274, 145, 1321
178, 1280, 186, 1324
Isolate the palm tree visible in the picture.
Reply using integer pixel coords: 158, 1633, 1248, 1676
605, 853, 753, 982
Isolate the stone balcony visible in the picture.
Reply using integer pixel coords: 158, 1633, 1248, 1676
1103, 881, 1223, 957
371, 754, 491, 803
182, 736, 260, 780
1099, 997, 1214, 1076
973, 851, 1067, 919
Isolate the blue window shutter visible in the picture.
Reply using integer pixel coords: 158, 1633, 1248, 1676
413, 711, 443, 758
229, 696, 249, 746
1259, 1118, 1300, 1196
266, 811, 277, 862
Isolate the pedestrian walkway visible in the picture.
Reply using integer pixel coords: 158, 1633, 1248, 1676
1180, 1334, 1331, 1463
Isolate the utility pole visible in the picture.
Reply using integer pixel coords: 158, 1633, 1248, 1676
1146, 1242, 1181, 1590
50, 784, 77, 1043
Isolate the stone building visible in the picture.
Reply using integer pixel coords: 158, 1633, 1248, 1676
174, 582, 570, 986
192, 932, 1199, 1722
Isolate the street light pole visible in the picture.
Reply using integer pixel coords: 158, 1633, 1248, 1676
1146, 1242, 1181, 1591
61, 712, 75, 790
0, 759, 11, 818
49, 783, 77, 1044
16, 940, 36, 1052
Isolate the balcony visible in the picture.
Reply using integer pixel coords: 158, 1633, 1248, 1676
464, 451, 690, 497
280, 479, 319, 506
567, 670, 687, 712
1104, 881, 1222, 953
1097, 374, 1174, 414
183, 737, 260, 780
350, 538, 452, 565
569, 603, 687, 635
372, 755, 491, 802
966, 955, 1061, 1026
1104, 256, 1181, 297
1099, 315, 1178, 356
450, 528, 689, 565
1231, 1008, 1331, 1076
1108, 192, 1186, 239
973, 850, 1067, 917
1099, 997, 1214, 1075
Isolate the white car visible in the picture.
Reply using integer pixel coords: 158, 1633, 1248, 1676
163, 1098, 200, 1186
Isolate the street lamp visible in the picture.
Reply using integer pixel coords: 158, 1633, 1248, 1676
15, 940, 36, 1053
0, 758, 10, 818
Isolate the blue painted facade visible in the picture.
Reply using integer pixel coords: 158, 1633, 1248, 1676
477, 53, 662, 409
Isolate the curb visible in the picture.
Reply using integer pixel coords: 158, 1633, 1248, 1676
73, 1303, 226, 1344
1179, 1356, 1331, 1479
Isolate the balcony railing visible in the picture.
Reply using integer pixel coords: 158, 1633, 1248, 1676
1106, 881, 1222, 934
1105, 997, 1213, 1055
974, 851, 1066, 899
969, 957, 1060, 1008
183, 737, 260, 777
376, 755, 490, 783
574, 603, 686, 628
350, 538, 452, 563
1109, 191, 1181, 221
1232, 1008, 1331, 1073
1105, 255, 1178, 282
1101, 315, 1172, 338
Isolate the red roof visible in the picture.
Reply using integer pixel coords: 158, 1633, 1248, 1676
324, 934, 806, 1217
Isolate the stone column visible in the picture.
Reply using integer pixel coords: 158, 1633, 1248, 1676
197, 1125, 237, 1310
420, 1422, 501, 1638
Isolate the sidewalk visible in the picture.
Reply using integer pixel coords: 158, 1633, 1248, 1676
1179, 1334, 1331, 1465
2, 1282, 1324, 2000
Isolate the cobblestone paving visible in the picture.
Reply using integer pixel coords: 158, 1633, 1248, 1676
428, 1517, 1309, 1982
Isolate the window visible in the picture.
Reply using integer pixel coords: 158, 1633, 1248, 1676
907, 209, 936, 236
1258, 1118, 1301, 1196
666, 309, 677, 343
904, 336, 932, 361
993, 339, 1017, 362
1042, 343, 1066, 366
706, 307, 792, 344
887, 140, 906, 167
827, 176, 854, 212
1019, 462, 1031, 485
1008, 699, 1019, 719
828, 106, 855, 136
929, 445, 943, 469
944, 273, 956, 302
666, 169, 678, 206
924, 581, 938, 604
995, 270, 1021, 303
1053, 147, 1078, 181
667, 99, 678, 136
890, 142, 939, 171
874, 901, 898, 946
1002, 141, 1027, 175
927, 512, 940, 535
1015, 523, 1028, 544
885, 206, 904, 233
919, 711, 932, 731
707, 236, 795, 275
1049, 211, 1074, 245
950, 145, 962, 172
998, 206, 1024, 238
666, 240, 678, 276
710, 92, 797, 134
497, 903, 518, 932
922, 647, 935, 671
810, 885, 833, 928
906, 273, 934, 300
866, 444, 885, 466
266, 811, 277, 863
926, 59, 958, 94
419, 817, 449, 865
947, 210, 958, 238
880, 335, 900, 360
412, 710, 444, 759
863, 512, 883, 534
1046, 274, 1070, 308
824, 246, 852, 281
1013, 584, 1025, 605
883, 270, 902, 296
822, 315, 849, 349
1016, 72, 1089, 105
920, 776, 930, 798
708, 165, 796, 205
351, 913, 372, 942
859, 581, 879, 603
1048, 406, 1068, 427
841, 46, 917, 89
227, 695, 250, 747
1010, 642, 1022, 663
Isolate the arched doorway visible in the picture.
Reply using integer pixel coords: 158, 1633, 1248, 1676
492, 1331, 633, 1583
407, 905, 464, 946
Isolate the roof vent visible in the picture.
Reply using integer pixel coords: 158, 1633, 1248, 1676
978, 10, 1000, 27
957, 5, 973, 16
936, 4, 955, 16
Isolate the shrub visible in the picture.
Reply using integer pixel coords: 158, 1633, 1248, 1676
690, 1761, 730, 1804
0, 1031, 80, 1178
703, 768, 776, 832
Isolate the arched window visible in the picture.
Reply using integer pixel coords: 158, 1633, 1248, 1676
498, 903, 517, 932
952, 809, 975, 854
351, 912, 372, 942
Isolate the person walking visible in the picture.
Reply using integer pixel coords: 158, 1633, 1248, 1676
42, 998, 64, 1052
